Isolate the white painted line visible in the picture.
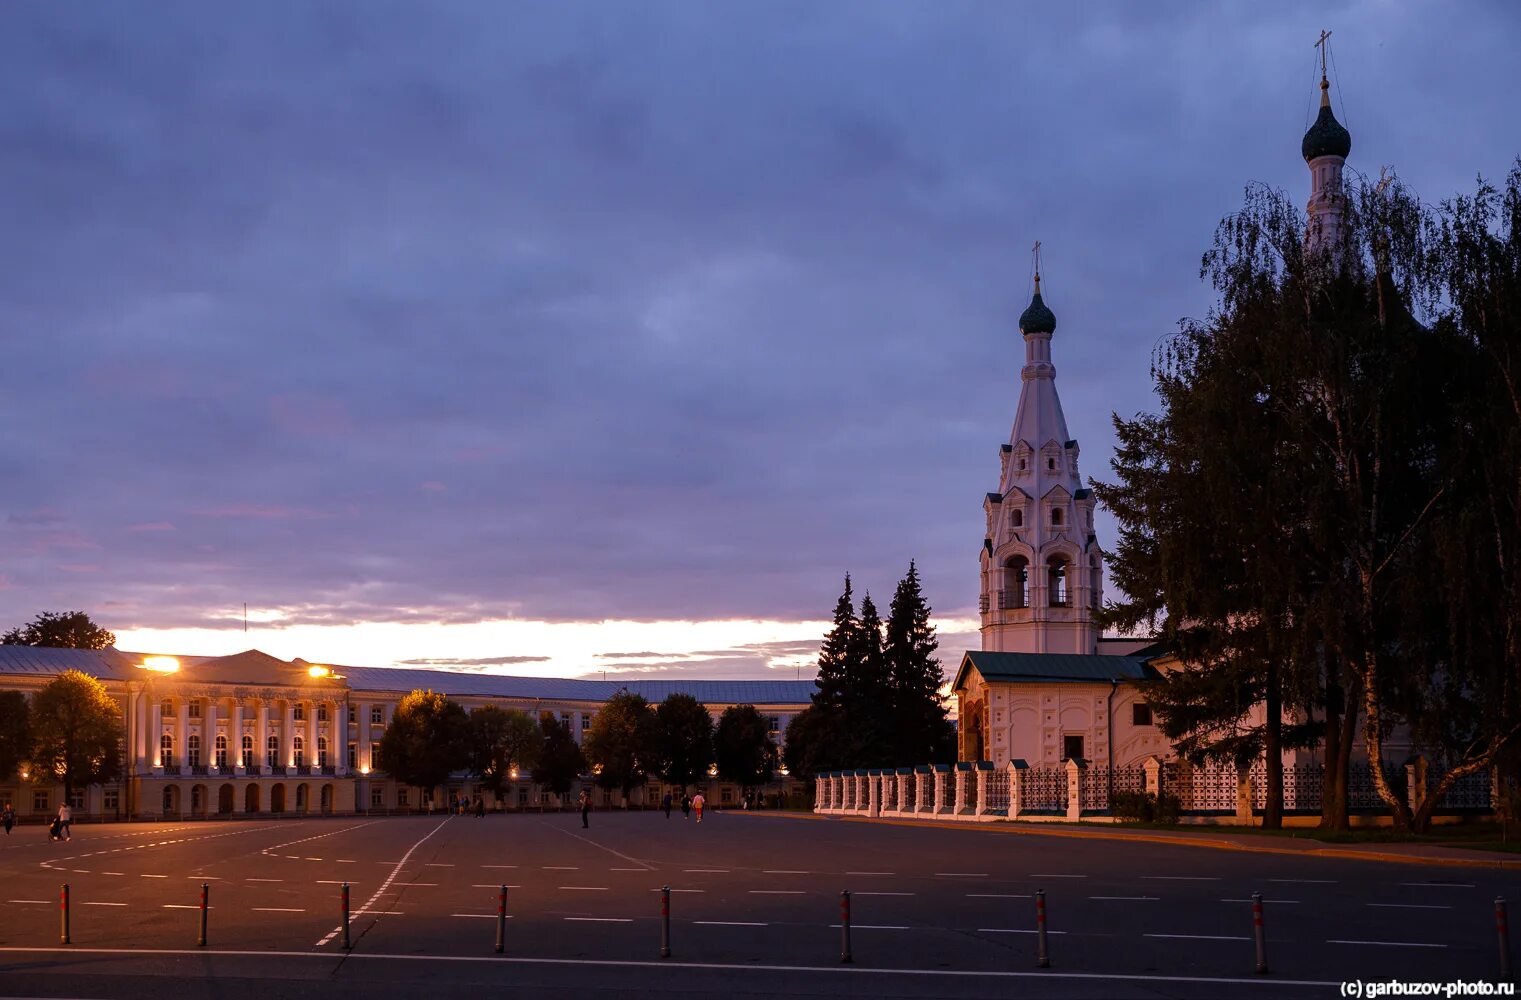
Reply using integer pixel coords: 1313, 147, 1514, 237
424, 864, 454, 868
82, 902, 127, 907
543, 866, 579, 871
101, 872, 124, 876
845, 871, 892, 876
254, 908, 306, 913
560, 887, 609, 891
696, 921, 768, 927
750, 890, 805, 895
315, 817, 449, 947
829, 924, 910, 930
315, 880, 349, 885
481, 865, 517, 869
1091, 896, 1160, 901
1141, 876, 1221, 882
610, 868, 644, 872
1268, 878, 1336, 884
367, 911, 405, 916
566, 917, 631, 923
305, 857, 323, 862
1329, 940, 1447, 949
649, 888, 704, 893
1146, 934, 1249, 941
852, 891, 913, 897
189, 875, 222, 880
935, 873, 988, 877
163, 904, 209, 909
140, 874, 168, 879
979, 928, 1069, 935
1029, 874, 1086, 879
968, 894, 1031, 899
471, 884, 521, 889
763, 870, 808, 875
337, 860, 357, 864
451, 914, 501, 919
7, 900, 49, 904
1400, 882, 1474, 889
1368, 903, 1451, 910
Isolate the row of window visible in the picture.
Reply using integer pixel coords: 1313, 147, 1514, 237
160, 701, 387, 725
159, 733, 337, 769
16, 788, 119, 813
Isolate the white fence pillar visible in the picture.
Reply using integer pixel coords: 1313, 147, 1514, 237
868, 771, 881, 818
974, 763, 990, 817
1008, 760, 1027, 820
1065, 757, 1084, 822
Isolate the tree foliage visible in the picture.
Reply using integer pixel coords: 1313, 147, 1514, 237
373, 690, 468, 796
465, 705, 543, 796
3, 611, 115, 650
714, 704, 777, 791
884, 560, 954, 765
654, 693, 714, 791
29, 670, 122, 796
0, 690, 32, 783
582, 690, 660, 801
531, 711, 586, 803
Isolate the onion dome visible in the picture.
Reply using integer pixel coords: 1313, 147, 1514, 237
1018, 275, 1057, 335
1302, 77, 1351, 161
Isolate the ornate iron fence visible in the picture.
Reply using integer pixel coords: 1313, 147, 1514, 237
1021, 766, 1067, 812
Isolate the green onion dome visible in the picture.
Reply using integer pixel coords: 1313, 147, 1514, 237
1018, 281, 1057, 335
1302, 80, 1351, 161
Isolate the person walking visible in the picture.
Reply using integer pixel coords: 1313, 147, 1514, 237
661, 792, 672, 819
692, 790, 706, 824
578, 788, 591, 829
57, 802, 72, 842
680, 794, 691, 819
474, 795, 486, 818
2, 802, 14, 835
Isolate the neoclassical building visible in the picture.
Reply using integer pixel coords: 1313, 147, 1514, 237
0, 644, 812, 820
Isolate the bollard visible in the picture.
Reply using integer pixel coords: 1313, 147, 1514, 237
495, 885, 507, 955
341, 882, 351, 950
660, 885, 671, 959
1252, 892, 1269, 975
1498, 897, 1512, 983
1035, 889, 1049, 968
840, 890, 853, 964
60, 883, 70, 946
198, 882, 209, 947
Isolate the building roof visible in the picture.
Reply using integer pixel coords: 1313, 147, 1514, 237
1017, 288, 1057, 336
0, 644, 815, 707
1302, 80, 1351, 161
952, 650, 1159, 691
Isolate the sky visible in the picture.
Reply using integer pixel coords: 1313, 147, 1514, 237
2, 2, 1517, 681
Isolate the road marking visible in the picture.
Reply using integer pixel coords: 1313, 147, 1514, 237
829, 924, 910, 930
750, 890, 805, 895
315, 817, 450, 947
543, 866, 579, 871
566, 917, 631, 923
1268, 878, 1336, 884
852, 892, 914, 897
935, 873, 988, 877
1400, 882, 1474, 889
610, 868, 644, 872
1329, 940, 1447, 948
189, 875, 222, 880
1029, 874, 1086, 879
305, 857, 324, 862
367, 911, 405, 916
649, 888, 704, 893
315, 880, 350, 885
1222, 898, 1299, 904
140, 874, 168, 878
1141, 876, 1221, 882
764, 870, 808, 875
1146, 934, 1249, 941
968, 894, 1031, 899
7, 900, 48, 904
1091, 896, 1159, 901
337, 860, 357, 864
471, 884, 521, 889
254, 908, 305, 913
1369, 903, 1452, 910
451, 914, 501, 919
685, 869, 728, 874
696, 921, 768, 927
481, 865, 517, 869
82, 902, 127, 907
163, 904, 209, 909
979, 928, 1069, 935
424, 863, 454, 868
560, 886, 609, 891
101, 872, 124, 876
845, 871, 892, 876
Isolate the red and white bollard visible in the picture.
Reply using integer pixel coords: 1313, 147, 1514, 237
495, 884, 507, 955
60, 883, 71, 946
1252, 892, 1268, 975
840, 890, 853, 964
660, 885, 671, 959
198, 882, 209, 947
340, 882, 351, 950
1035, 889, 1049, 968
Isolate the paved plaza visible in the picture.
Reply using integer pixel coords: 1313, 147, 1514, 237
0, 810, 1515, 998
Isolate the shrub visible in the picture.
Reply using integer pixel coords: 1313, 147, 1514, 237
1110, 790, 1181, 825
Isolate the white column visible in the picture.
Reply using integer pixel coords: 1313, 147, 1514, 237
283, 700, 295, 774
256, 700, 270, 772
204, 697, 218, 772
232, 701, 245, 773
151, 698, 164, 773
357, 700, 371, 772
176, 698, 190, 775
333, 701, 346, 776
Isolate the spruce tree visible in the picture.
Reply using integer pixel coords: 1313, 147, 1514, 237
885, 561, 954, 763
812, 574, 857, 711
849, 592, 892, 765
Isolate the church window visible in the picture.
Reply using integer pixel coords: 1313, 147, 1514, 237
1062, 735, 1084, 761
1047, 458, 1056, 471
1001, 557, 1029, 609
1047, 557, 1070, 607
1018, 458, 1027, 471
1011, 509, 1023, 528
1052, 508, 1063, 527
1132, 704, 1153, 727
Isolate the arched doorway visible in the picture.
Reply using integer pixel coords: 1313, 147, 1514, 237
218, 784, 235, 814
320, 784, 334, 815
245, 784, 261, 813
190, 784, 208, 817
295, 783, 309, 814
162, 784, 181, 816
271, 783, 287, 813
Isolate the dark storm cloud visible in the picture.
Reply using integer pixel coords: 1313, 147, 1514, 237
2, 2, 1517, 640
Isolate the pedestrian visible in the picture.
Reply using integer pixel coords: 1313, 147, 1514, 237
578, 788, 591, 829
692, 790, 706, 824
57, 802, 72, 841
661, 792, 672, 819
475, 795, 485, 818
2, 802, 14, 835
680, 794, 691, 819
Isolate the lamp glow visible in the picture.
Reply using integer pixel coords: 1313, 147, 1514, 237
307, 665, 330, 678
143, 656, 180, 674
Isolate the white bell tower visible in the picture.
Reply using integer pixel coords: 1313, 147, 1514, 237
1304, 30, 1352, 254
978, 246, 1103, 654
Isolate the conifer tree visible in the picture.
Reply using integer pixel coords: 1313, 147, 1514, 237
811, 574, 857, 711
884, 561, 954, 764
849, 593, 892, 765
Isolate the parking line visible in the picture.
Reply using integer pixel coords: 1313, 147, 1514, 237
1146, 934, 1249, 941
697, 921, 768, 927
7, 900, 48, 904
1400, 883, 1473, 889
1329, 940, 1447, 949
566, 917, 631, 923
471, 884, 521, 889
853, 892, 913, 897
83, 902, 127, 907
764, 870, 808, 875
845, 872, 892, 876
248, 879, 283, 883
1222, 898, 1299, 904
685, 869, 728, 874
451, 914, 506, 919
394, 883, 437, 887
140, 874, 168, 878
1268, 878, 1336, 884
543, 866, 579, 871
1029, 874, 1086, 879
935, 873, 988, 877
830, 924, 910, 930
979, 928, 1069, 935
1368, 903, 1451, 910
969, 894, 1031, 899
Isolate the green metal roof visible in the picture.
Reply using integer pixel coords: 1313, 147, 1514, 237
953, 650, 1158, 691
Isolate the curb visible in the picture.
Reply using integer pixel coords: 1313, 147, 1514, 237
742, 810, 1521, 871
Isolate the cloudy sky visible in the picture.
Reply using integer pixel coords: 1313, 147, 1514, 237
2, 2, 1516, 680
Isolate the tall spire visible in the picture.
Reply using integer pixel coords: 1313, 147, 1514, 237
1303, 30, 1351, 252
